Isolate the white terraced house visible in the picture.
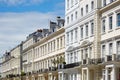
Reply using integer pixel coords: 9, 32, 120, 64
58, 0, 120, 80
1, 45, 21, 80
22, 17, 65, 80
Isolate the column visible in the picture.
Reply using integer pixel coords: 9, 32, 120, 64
87, 68, 90, 80
93, 9, 101, 59
106, 68, 108, 80
95, 67, 101, 80
82, 69, 85, 80
112, 67, 116, 80
32, 48, 35, 72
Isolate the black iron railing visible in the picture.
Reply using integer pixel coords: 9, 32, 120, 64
64, 62, 81, 69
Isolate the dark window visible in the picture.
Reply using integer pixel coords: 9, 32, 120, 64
109, 16, 113, 30
67, 17, 69, 24
110, 0, 113, 3
109, 43, 113, 55
86, 5, 88, 13
81, 27, 83, 38
117, 41, 120, 54
91, 1, 94, 10
91, 22, 94, 35
102, 45, 106, 57
102, 19, 106, 33
86, 25, 88, 36
75, 11, 78, 19
117, 13, 120, 27
103, 0, 106, 6
81, 8, 83, 16
71, 14, 73, 21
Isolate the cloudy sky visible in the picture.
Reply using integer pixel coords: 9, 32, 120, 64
0, 0, 65, 57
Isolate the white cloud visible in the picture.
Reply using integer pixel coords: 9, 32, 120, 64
0, 11, 62, 56
0, 0, 44, 6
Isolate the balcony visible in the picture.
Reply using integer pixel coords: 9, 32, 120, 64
22, 60, 27, 63
88, 58, 105, 65
26, 72, 32, 76
49, 67, 57, 71
97, 58, 105, 64
42, 69, 48, 73
64, 62, 81, 69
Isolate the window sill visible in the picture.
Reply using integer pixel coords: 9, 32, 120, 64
70, 43, 73, 45
75, 3, 78, 5
90, 34, 94, 37
115, 27, 120, 30
71, 6, 73, 8
80, 39, 83, 41
108, 30, 113, 33
101, 32, 106, 35
85, 37, 89, 39
74, 40, 78, 43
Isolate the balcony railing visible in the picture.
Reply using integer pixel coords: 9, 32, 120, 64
83, 59, 87, 64
88, 58, 105, 64
49, 67, 57, 71
64, 62, 81, 69
97, 58, 105, 63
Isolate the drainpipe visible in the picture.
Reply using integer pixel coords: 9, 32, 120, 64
20, 42, 23, 80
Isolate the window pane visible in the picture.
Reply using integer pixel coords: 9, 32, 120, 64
103, 0, 106, 6
117, 41, 120, 54
86, 5, 88, 13
109, 16, 113, 30
81, 8, 83, 16
109, 43, 113, 55
117, 13, 120, 26
86, 25, 88, 36
91, 22, 94, 35
102, 19, 106, 32
91, 1, 94, 10
102, 45, 106, 57
81, 27, 83, 38
75, 28, 78, 42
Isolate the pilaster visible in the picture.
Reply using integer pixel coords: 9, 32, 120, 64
93, 9, 101, 59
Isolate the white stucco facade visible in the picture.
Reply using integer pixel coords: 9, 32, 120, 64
60, 0, 120, 80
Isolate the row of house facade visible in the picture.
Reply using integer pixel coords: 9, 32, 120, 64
1, 0, 120, 80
